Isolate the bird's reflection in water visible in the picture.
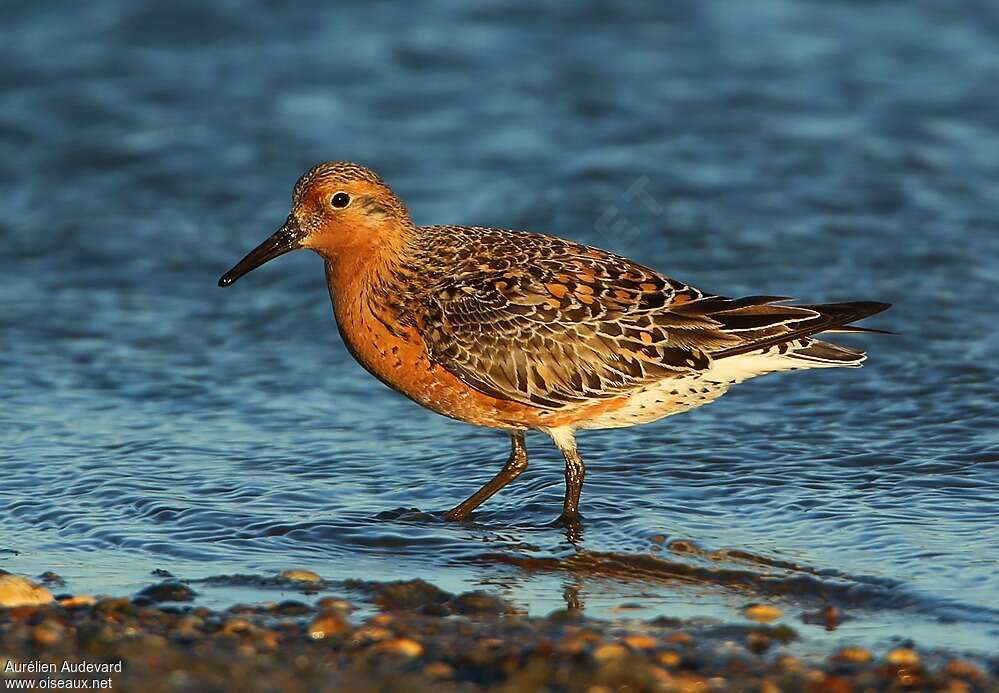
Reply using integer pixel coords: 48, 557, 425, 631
562, 578, 584, 612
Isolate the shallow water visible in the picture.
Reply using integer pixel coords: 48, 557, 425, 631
2, 0, 998, 659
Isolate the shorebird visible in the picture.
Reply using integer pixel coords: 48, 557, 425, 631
219, 162, 889, 525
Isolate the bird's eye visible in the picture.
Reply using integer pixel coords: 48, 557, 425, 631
331, 192, 351, 209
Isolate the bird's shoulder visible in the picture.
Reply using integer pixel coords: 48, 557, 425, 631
414, 224, 685, 307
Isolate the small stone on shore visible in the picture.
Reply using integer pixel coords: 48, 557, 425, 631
447, 590, 511, 615
743, 604, 783, 623
272, 600, 312, 615
886, 647, 921, 666
38, 571, 65, 586
59, 595, 97, 609
316, 597, 353, 612
366, 579, 451, 611
137, 581, 195, 603
371, 637, 423, 657
593, 643, 629, 662
221, 617, 256, 635
423, 662, 455, 679
746, 631, 771, 654
279, 569, 322, 583
945, 659, 984, 680
665, 631, 694, 645
623, 634, 658, 650
832, 646, 873, 664
31, 620, 64, 646
0, 574, 54, 607
308, 612, 350, 640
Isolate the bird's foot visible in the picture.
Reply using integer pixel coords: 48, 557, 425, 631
548, 512, 584, 528
549, 513, 584, 543
443, 507, 472, 523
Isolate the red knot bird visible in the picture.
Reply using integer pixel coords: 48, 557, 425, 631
219, 161, 890, 525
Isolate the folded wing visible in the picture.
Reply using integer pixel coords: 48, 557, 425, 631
419, 230, 888, 410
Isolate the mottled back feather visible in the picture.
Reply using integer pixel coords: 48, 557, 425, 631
401, 226, 887, 410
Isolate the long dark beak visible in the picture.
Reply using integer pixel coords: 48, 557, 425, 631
218, 216, 306, 287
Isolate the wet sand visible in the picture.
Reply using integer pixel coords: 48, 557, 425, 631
1, 572, 995, 692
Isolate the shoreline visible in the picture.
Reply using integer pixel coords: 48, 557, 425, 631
1, 572, 995, 692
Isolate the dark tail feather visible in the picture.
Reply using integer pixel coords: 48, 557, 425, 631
823, 325, 898, 336
787, 339, 867, 366
714, 301, 891, 360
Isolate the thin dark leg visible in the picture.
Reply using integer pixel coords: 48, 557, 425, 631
560, 445, 586, 522
445, 431, 528, 522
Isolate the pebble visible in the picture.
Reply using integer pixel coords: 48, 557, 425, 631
137, 634, 169, 650
369, 613, 395, 627
448, 590, 510, 615
945, 660, 984, 680
832, 647, 873, 664
665, 632, 694, 645
279, 569, 322, 583
746, 632, 771, 654
38, 571, 65, 586
593, 643, 628, 662
0, 574, 54, 607
886, 648, 920, 666
351, 626, 393, 646
609, 603, 644, 613
656, 651, 682, 667
137, 581, 195, 603
743, 604, 782, 623
59, 595, 97, 609
221, 617, 256, 635
5, 606, 40, 622
423, 662, 454, 679
95, 597, 133, 614
175, 615, 204, 638
371, 579, 451, 611
372, 637, 423, 657
667, 540, 698, 554
308, 612, 349, 640
258, 630, 280, 650
31, 620, 64, 646
557, 636, 589, 655
623, 634, 658, 650
272, 600, 311, 615
316, 597, 353, 613
649, 667, 676, 686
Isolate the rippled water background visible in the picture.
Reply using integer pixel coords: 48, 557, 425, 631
2, 0, 998, 658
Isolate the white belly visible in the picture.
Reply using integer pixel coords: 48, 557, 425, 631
576, 348, 818, 431
578, 375, 734, 430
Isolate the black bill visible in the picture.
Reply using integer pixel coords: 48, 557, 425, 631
218, 216, 306, 287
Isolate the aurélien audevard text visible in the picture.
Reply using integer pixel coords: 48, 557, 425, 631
5, 660, 123, 674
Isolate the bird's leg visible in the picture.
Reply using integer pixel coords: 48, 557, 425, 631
444, 431, 528, 522
548, 429, 585, 525
560, 445, 586, 523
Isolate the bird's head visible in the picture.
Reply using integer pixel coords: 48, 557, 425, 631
219, 161, 411, 287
